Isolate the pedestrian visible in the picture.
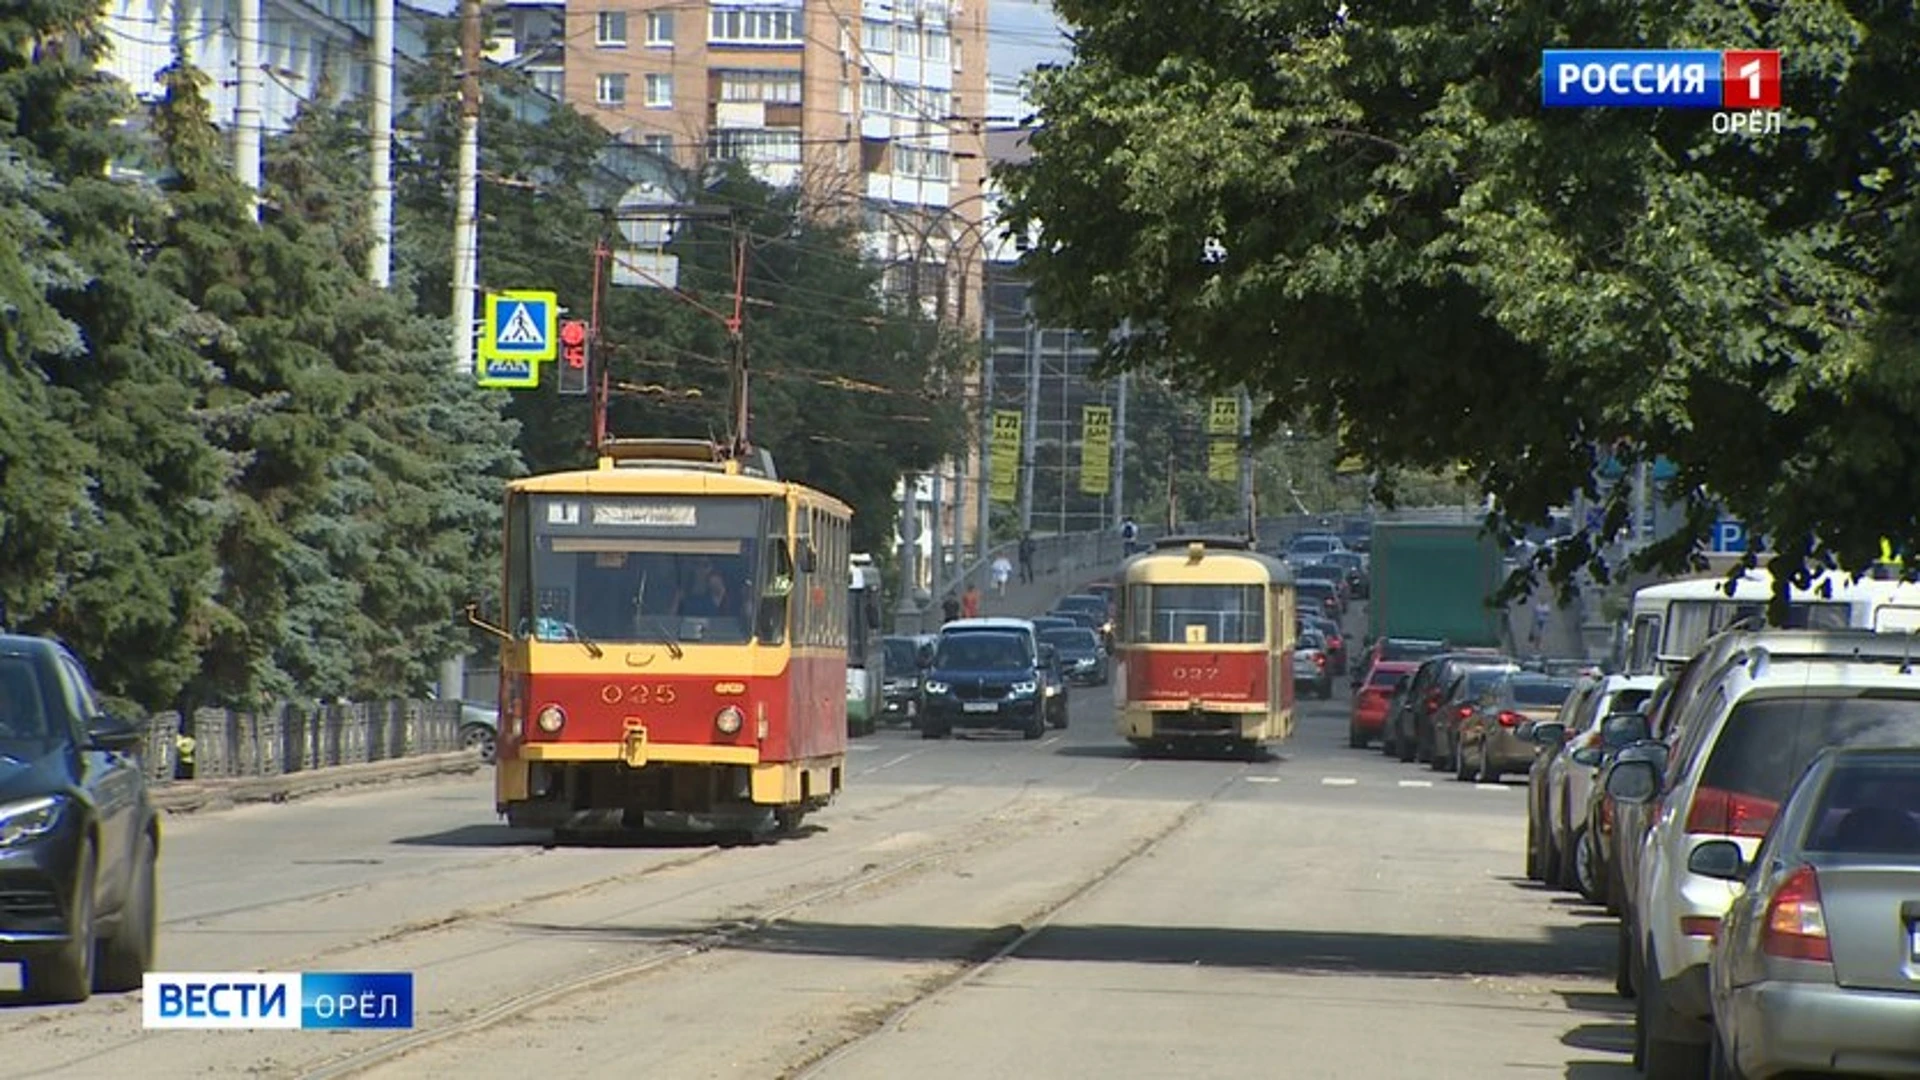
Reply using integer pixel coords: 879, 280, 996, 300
1530, 598, 1552, 652
961, 583, 981, 619
942, 591, 961, 623
990, 554, 1013, 596
1018, 533, 1036, 585
1120, 516, 1139, 555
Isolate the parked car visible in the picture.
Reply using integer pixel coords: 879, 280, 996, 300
879, 634, 937, 726
918, 630, 1051, 740
1528, 674, 1660, 889
1350, 662, 1417, 750
1293, 580, 1343, 622
1292, 563, 1351, 611
1456, 672, 1575, 782
1352, 636, 1448, 690
1609, 651, 1920, 1078
1376, 677, 1416, 758
1293, 629, 1334, 700
1395, 652, 1514, 766
1319, 551, 1371, 600
459, 703, 499, 764
1573, 709, 1658, 914
1041, 627, 1109, 686
1696, 746, 1920, 1079
0, 634, 158, 1003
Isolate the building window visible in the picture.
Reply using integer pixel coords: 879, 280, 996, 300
710, 128, 802, 164
895, 145, 950, 180
838, 83, 851, 114
642, 133, 674, 156
952, 38, 962, 72
645, 11, 673, 45
709, 8, 803, 46
531, 68, 563, 99
596, 72, 627, 105
926, 30, 948, 62
861, 79, 889, 113
862, 19, 889, 54
595, 10, 626, 46
894, 24, 918, 57
718, 69, 803, 104
644, 73, 673, 107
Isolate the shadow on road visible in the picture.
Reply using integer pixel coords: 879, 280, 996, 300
494, 918, 1612, 979
1564, 1062, 1638, 1079
390, 823, 816, 849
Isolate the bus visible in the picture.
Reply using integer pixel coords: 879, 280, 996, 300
846, 554, 883, 736
1624, 572, 1920, 675
1114, 536, 1298, 760
483, 438, 853, 835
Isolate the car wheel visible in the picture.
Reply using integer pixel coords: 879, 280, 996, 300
1543, 829, 1563, 887
1347, 722, 1367, 749
1572, 826, 1602, 903
1454, 743, 1474, 782
1023, 714, 1045, 740
1708, 1026, 1744, 1080
1614, 918, 1636, 999
1397, 726, 1416, 763
1639, 956, 1709, 1079
461, 723, 497, 764
96, 830, 157, 993
1525, 811, 1543, 880
34, 840, 96, 1004
921, 723, 948, 740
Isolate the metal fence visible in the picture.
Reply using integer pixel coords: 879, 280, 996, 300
141, 700, 464, 784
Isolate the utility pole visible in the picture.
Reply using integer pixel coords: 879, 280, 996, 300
1238, 385, 1254, 539
441, 0, 483, 706
975, 310, 995, 572
1113, 371, 1128, 529
368, 0, 396, 286
233, 0, 263, 218
1017, 309, 1040, 534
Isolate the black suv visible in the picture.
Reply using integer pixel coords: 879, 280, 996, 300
0, 634, 158, 1003
919, 631, 1051, 740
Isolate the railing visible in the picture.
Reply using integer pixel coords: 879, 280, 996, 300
141, 700, 465, 784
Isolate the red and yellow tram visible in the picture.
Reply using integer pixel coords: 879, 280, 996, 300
1113, 536, 1297, 758
484, 438, 851, 833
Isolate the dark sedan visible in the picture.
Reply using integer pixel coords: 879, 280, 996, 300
1041, 628, 1108, 686
0, 635, 158, 1004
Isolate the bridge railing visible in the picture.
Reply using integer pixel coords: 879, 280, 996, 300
140, 700, 466, 785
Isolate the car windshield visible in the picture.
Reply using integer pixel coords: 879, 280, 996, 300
1057, 595, 1106, 614
1510, 679, 1575, 707
1031, 618, 1075, 633
1369, 668, 1408, 688
1295, 582, 1334, 598
1324, 554, 1363, 570
1380, 639, 1446, 662
1295, 565, 1343, 581
1460, 668, 1514, 698
882, 639, 920, 671
934, 634, 1031, 671
1298, 630, 1325, 650
1701, 694, 1920, 813
1041, 629, 1099, 651
0, 656, 53, 741
1804, 757, 1920, 855
1290, 538, 1336, 555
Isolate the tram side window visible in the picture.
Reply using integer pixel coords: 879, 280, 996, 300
792, 511, 816, 646
1125, 585, 1152, 644
506, 494, 534, 635
1147, 585, 1265, 645
758, 500, 791, 646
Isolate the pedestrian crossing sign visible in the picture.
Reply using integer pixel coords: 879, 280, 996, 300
481, 291, 558, 363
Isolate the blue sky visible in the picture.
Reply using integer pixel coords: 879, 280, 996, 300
988, 0, 1069, 79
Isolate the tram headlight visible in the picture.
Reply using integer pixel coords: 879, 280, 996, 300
535, 705, 566, 734
714, 705, 745, 735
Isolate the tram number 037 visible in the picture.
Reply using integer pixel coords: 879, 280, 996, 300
1170, 666, 1220, 681
601, 683, 679, 706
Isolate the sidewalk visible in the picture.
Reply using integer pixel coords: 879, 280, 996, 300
922, 561, 1113, 629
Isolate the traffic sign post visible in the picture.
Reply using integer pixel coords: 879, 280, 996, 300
556, 319, 590, 396
477, 290, 558, 389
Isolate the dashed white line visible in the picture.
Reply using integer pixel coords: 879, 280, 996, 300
1476, 783, 1512, 791
1398, 779, 1433, 788
1320, 777, 1358, 787
1040, 735, 1063, 748
1244, 776, 1281, 784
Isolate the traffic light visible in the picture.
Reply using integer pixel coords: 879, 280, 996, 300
556, 319, 589, 396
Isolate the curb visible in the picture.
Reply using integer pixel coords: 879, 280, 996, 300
151, 751, 484, 815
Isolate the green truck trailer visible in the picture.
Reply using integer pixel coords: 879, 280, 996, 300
1366, 522, 1505, 648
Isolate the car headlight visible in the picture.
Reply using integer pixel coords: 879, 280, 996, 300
924, 681, 950, 696
0, 796, 65, 848
1011, 681, 1038, 697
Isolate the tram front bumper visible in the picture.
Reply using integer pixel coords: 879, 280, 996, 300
1122, 704, 1270, 740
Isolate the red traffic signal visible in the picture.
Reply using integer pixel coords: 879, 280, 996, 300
556, 319, 590, 396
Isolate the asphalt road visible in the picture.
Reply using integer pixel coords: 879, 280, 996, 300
0, 605, 1631, 1079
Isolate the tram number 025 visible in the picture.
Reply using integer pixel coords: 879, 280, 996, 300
601, 683, 678, 706
1169, 665, 1220, 681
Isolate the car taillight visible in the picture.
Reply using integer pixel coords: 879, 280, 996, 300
1684, 785, 1779, 839
1314, 654, 1326, 669
1328, 636, 1343, 651
1598, 797, 1614, 835
1425, 691, 1441, 710
1455, 704, 1474, 719
1497, 710, 1525, 727
1760, 866, 1831, 963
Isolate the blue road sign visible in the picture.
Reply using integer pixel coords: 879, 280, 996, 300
1585, 507, 1606, 531
477, 356, 538, 390
1712, 520, 1748, 554
481, 291, 557, 364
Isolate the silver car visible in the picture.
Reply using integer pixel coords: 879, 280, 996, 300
1695, 747, 1920, 1078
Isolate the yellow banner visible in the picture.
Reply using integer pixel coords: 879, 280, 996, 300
990, 410, 1022, 504
1079, 405, 1112, 496
1208, 396, 1240, 436
1208, 439, 1238, 482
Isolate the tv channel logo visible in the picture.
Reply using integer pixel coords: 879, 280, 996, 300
1542, 50, 1781, 110
143, 972, 414, 1029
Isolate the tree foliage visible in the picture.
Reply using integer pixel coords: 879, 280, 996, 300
1002, 1, 1920, 597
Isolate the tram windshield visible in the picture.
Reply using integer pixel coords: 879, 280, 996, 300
506, 494, 781, 646
1126, 584, 1266, 645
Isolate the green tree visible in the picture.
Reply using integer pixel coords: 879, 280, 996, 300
1002, 1, 1920, 597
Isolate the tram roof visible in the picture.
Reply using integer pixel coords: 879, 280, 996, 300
1120, 536, 1291, 585
510, 459, 850, 515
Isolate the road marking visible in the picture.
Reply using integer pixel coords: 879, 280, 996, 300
1320, 777, 1358, 787
1125, 760, 1143, 772
1397, 779, 1433, 788
857, 751, 923, 777
848, 743, 881, 753
1476, 783, 1511, 791
1244, 776, 1281, 784
1041, 735, 1063, 748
